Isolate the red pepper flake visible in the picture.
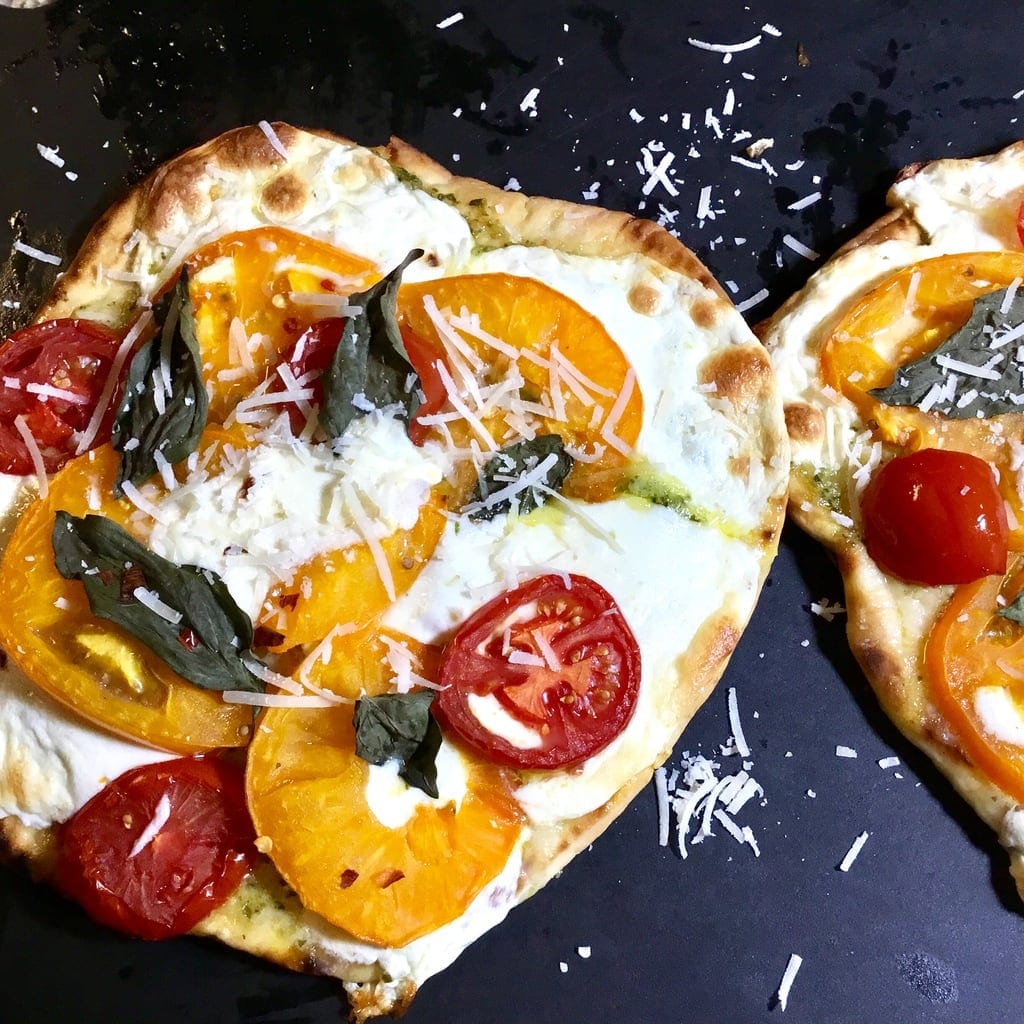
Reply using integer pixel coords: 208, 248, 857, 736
282, 316, 301, 334
177, 626, 201, 651
340, 869, 359, 889
253, 625, 285, 648
239, 474, 255, 500
119, 563, 147, 603
374, 869, 405, 889
278, 593, 299, 611
320, 278, 337, 292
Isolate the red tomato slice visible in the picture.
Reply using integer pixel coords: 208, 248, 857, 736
55, 756, 256, 940
435, 574, 641, 769
860, 448, 1009, 586
268, 317, 345, 434
0, 318, 125, 474
402, 326, 448, 446
1017, 197, 1024, 248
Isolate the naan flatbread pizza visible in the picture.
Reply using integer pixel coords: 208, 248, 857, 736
0, 123, 788, 1018
760, 138, 1024, 900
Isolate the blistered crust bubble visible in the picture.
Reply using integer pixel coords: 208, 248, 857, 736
261, 171, 311, 221
783, 401, 825, 444
699, 345, 774, 408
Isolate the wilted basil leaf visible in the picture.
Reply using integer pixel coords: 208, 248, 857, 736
52, 511, 262, 693
353, 690, 441, 798
870, 285, 1024, 418
465, 434, 575, 521
320, 249, 423, 439
111, 274, 209, 497
999, 592, 1024, 625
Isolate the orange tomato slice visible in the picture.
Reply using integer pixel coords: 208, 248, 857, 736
398, 274, 643, 501
187, 226, 377, 422
259, 493, 448, 650
926, 555, 1024, 800
246, 694, 523, 947
820, 251, 1024, 547
0, 445, 252, 752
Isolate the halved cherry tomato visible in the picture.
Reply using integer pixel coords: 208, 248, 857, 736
926, 556, 1024, 801
56, 756, 256, 939
435, 573, 641, 769
245, 684, 522, 947
186, 227, 376, 422
0, 318, 126, 474
398, 274, 644, 501
0, 444, 253, 752
860, 448, 1008, 586
1016, 197, 1024, 248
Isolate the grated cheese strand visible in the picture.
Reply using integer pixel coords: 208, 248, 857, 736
13, 416, 49, 498
837, 830, 870, 872
129, 792, 172, 858
727, 686, 750, 757
599, 367, 636, 456
222, 691, 342, 708
258, 119, 290, 160
132, 587, 183, 625
774, 953, 803, 1011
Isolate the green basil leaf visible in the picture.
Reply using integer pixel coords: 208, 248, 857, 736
111, 274, 209, 497
52, 511, 263, 693
320, 249, 423, 439
465, 433, 575, 521
870, 285, 1024, 418
353, 690, 440, 798
999, 592, 1024, 625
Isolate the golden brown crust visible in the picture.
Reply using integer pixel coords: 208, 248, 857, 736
378, 136, 731, 301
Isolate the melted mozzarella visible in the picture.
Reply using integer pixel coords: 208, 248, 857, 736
364, 739, 468, 829
466, 693, 544, 749
0, 661, 170, 829
975, 686, 1024, 746
128, 139, 475, 303
143, 413, 445, 618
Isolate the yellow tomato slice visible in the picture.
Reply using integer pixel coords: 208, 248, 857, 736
290, 626, 441, 701
246, 692, 523, 947
259, 493, 449, 650
820, 251, 1024, 548
398, 274, 643, 501
926, 556, 1024, 801
187, 226, 377, 422
0, 446, 252, 752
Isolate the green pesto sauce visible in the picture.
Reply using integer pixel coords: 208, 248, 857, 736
800, 463, 844, 513
388, 158, 515, 254
436, 193, 515, 253
621, 466, 711, 524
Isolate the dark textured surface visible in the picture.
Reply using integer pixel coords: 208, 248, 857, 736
1, 2, 1023, 1022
